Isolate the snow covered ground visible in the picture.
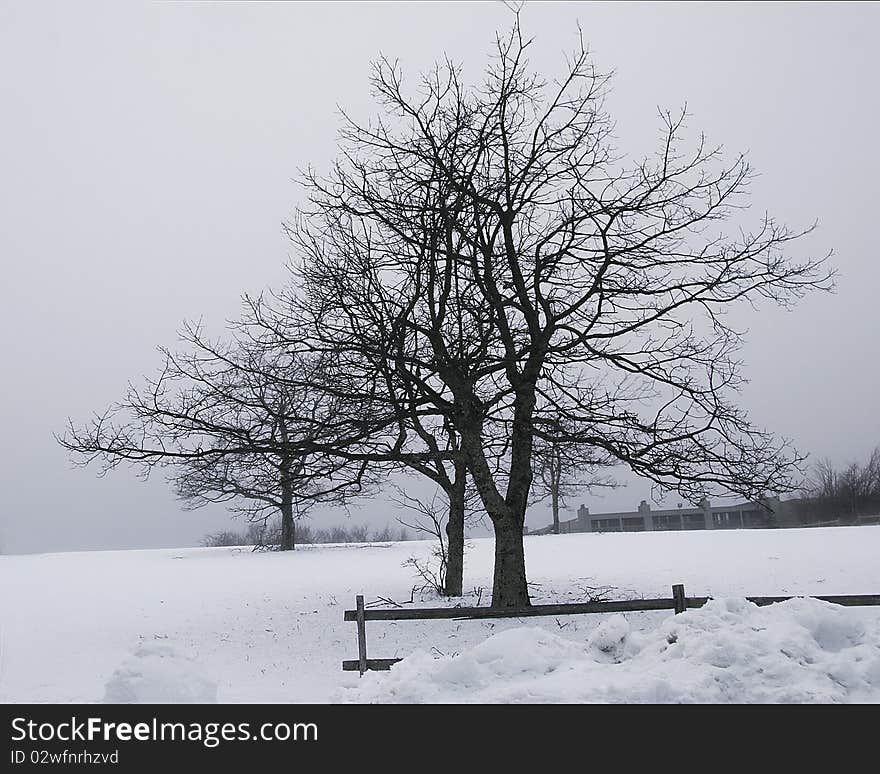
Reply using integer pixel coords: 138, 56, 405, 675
1, 526, 879, 703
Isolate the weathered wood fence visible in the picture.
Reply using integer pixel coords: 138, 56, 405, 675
343, 584, 880, 674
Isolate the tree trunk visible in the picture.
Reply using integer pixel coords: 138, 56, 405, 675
279, 466, 295, 551
551, 445, 561, 534
455, 399, 532, 608
277, 407, 296, 551
491, 514, 529, 607
444, 461, 466, 597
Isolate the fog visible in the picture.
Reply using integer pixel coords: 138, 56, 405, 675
1, 2, 877, 553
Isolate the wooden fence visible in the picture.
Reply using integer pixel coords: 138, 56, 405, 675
342, 584, 880, 674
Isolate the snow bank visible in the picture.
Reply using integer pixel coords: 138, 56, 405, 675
103, 642, 217, 703
342, 598, 880, 703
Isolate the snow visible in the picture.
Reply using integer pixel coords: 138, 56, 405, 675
343, 598, 880, 703
1, 526, 879, 703
103, 642, 217, 703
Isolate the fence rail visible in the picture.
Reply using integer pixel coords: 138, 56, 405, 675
342, 585, 880, 674
343, 597, 678, 622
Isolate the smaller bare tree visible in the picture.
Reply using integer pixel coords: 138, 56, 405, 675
395, 487, 474, 598
531, 417, 617, 534
58, 318, 369, 551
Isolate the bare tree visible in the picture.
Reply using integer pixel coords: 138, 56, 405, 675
58, 318, 368, 550
392, 481, 481, 597
530, 416, 616, 534
279, 16, 832, 606
395, 488, 453, 597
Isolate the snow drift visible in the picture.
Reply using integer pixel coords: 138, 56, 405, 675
343, 597, 880, 703
103, 642, 217, 703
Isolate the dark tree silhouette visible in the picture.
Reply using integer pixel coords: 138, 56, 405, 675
58, 319, 368, 550
278, 17, 833, 605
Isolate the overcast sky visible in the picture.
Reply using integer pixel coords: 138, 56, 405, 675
1, 1, 877, 554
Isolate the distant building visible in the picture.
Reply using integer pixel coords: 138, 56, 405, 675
528, 496, 800, 535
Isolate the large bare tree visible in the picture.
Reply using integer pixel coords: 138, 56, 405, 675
279, 18, 833, 606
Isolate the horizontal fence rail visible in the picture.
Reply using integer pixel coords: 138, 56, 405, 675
343, 597, 678, 622
342, 586, 880, 674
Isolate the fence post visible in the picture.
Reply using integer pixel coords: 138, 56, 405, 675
356, 594, 368, 676
672, 584, 687, 614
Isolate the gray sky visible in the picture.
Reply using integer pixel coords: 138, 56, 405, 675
1, 1, 877, 553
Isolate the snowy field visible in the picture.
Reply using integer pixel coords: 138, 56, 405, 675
1, 526, 879, 703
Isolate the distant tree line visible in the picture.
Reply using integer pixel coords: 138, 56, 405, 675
202, 521, 412, 548
797, 447, 880, 524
